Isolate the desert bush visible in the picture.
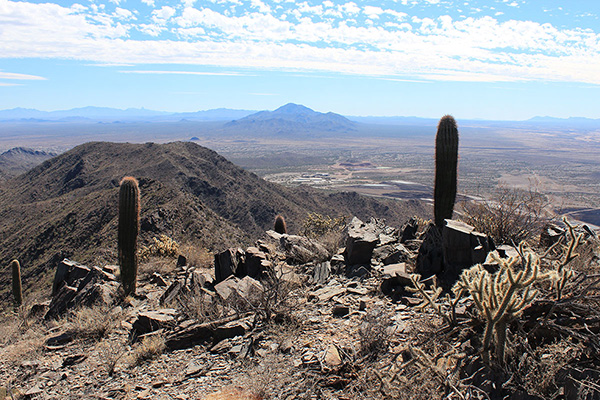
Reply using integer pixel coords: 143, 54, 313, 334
358, 308, 394, 361
460, 184, 551, 244
179, 243, 213, 268
128, 333, 165, 367
60, 305, 122, 341
301, 213, 347, 256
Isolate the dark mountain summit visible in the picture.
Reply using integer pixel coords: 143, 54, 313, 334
0, 141, 425, 301
225, 103, 357, 135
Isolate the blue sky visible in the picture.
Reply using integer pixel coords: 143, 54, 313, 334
0, 0, 599, 119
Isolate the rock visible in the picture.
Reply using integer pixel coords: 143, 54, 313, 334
323, 345, 343, 368
185, 360, 208, 377
312, 262, 331, 284
279, 337, 293, 353
165, 313, 253, 350
442, 220, 493, 278
278, 234, 330, 264
381, 263, 413, 300
496, 245, 519, 260
332, 304, 350, 316
308, 286, 345, 302
28, 300, 51, 319
415, 223, 443, 278
245, 246, 270, 278
346, 265, 370, 278
214, 248, 245, 283
62, 354, 87, 367
131, 309, 177, 338
400, 217, 420, 243
150, 272, 168, 287
177, 255, 187, 268
539, 223, 565, 248
160, 268, 213, 306
214, 276, 264, 305
213, 314, 255, 342
344, 217, 379, 266
46, 261, 118, 319
46, 332, 74, 347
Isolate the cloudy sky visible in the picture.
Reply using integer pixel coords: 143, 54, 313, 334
0, 0, 599, 119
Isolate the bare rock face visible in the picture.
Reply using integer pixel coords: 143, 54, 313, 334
539, 223, 565, 248
344, 217, 380, 266
214, 248, 245, 283
442, 220, 493, 278
415, 223, 444, 279
46, 259, 118, 319
131, 309, 178, 338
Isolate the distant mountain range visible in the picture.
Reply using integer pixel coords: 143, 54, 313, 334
0, 104, 598, 127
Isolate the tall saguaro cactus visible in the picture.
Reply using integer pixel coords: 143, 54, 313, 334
119, 176, 140, 296
434, 115, 459, 227
11, 259, 22, 307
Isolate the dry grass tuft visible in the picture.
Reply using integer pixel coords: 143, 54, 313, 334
128, 333, 165, 367
58, 305, 122, 341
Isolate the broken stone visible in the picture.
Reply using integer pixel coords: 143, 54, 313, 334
278, 234, 330, 264
214, 248, 245, 283
346, 265, 370, 278
62, 354, 87, 367
213, 315, 255, 343
131, 309, 177, 338
323, 346, 343, 369
400, 217, 420, 243
442, 220, 493, 278
380, 263, 413, 300
245, 247, 269, 278
344, 217, 379, 266
177, 255, 187, 268
332, 304, 350, 317
312, 262, 331, 284
309, 286, 345, 302
150, 272, 168, 287
214, 276, 264, 305
51, 259, 90, 296
415, 223, 443, 279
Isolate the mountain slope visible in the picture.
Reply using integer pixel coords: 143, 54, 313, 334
0, 147, 57, 180
0, 141, 426, 302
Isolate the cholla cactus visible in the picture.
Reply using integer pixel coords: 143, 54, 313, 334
453, 243, 552, 362
408, 274, 462, 327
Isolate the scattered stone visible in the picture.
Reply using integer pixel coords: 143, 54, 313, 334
323, 345, 343, 369
279, 337, 293, 354
185, 360, 209, 377
346, 265, 370, 278
332, 304, 350, 317
150, 272, 168, 287
61, 354, 87, 367
28, 300, 51, 319
312, 262, 331, 284
308, 286, 345, 302
442, 220, 493, 278
400, 217, 420, 243
214, 276, 264, 305
380, 263, 412, 300
495, 245, 519, 260
277, 233, 330, 264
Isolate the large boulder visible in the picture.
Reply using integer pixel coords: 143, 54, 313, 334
46, 259, 118, 319
214, 248, 245, 283
442, 220, 493, 277
344, 217, 380, 266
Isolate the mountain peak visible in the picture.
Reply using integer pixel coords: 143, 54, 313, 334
272, 103, 318, 115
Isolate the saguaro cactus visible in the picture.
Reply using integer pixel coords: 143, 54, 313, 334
119, 176, 140, 296
11, 260, 22, 307
274, 215, 287, 234
434, 115, 459, 227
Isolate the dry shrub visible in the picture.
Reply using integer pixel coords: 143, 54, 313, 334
179, 243, 213, 268
60, 305, 122, 341
460, 184, 551, 245
301, 213, 347, 256
97, 339, 128, 376
128, 333, 165, 367
358, 308, 394, 361
175, 291, 228, 323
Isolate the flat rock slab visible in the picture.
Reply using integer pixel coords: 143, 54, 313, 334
132, 309, 177, 337
309, 286, 345, 302
214, 276, 264, 304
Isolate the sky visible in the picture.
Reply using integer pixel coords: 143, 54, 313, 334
0, 0, 599, 120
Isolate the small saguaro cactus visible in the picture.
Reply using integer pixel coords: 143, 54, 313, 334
119, 176, 140, 296
434, 115, 459, 228
274, 214, 287, 234
11, 259, 23, 307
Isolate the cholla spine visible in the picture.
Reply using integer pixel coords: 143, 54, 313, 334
453, 243, 551, 362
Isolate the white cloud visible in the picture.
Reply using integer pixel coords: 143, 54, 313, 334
141, 0, 154, 6
114, 7, 135, 20
152, 6, 176, 23
250, 0, 271, 14
1, 0, 600, 86
119, 70, 248, 76
363, 6, 383, 19
0, 71, 46, 80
